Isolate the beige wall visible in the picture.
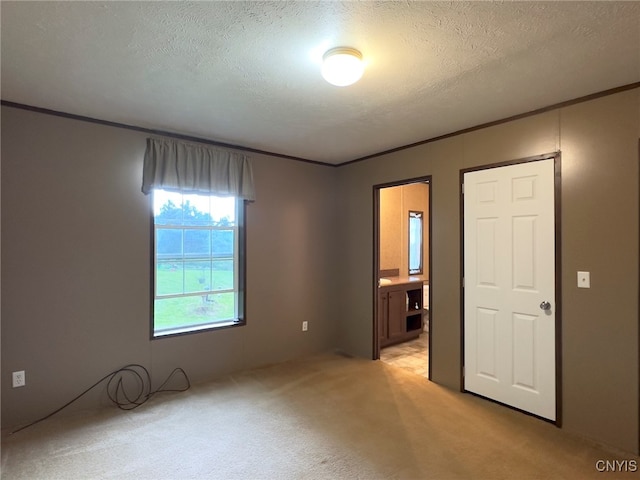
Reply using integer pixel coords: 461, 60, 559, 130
379, 186, 402, 272
336, 89, 640, 454
1, 106, 339, 427
379, 183, 429, 279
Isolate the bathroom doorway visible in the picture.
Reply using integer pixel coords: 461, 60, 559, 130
373, 177, 432, 379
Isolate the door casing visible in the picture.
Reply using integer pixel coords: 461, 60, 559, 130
460, 153, 562, 426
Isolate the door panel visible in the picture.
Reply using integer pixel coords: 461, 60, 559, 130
512, 312, 536, 390
512, 216, 536, 289
388, 290, 406, 340
476, 307, 498, 380
464, 159, 556, 421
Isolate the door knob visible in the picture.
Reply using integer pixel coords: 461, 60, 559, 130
539, 301, 551, 311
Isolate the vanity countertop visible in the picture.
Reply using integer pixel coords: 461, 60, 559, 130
378, 275, 427, 288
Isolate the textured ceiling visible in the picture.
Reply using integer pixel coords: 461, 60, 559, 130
1, 1, 639, 164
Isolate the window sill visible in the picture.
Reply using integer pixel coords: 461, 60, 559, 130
153, 319, 244, 339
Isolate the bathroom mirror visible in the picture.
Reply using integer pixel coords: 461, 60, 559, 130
409, 210, 423, 275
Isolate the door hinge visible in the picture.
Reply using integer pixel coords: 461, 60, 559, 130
462, 277, 465, 288
461, 183, 464, 194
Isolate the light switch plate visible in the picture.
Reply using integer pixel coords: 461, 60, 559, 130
577, 271, 590, 288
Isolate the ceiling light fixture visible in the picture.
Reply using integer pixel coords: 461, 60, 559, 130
321, 47, 364, 87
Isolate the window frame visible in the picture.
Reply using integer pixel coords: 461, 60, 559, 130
150, 191, 247, 339
408, 210, 423, 276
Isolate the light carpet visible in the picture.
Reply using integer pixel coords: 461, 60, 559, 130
1, 353, 637, 479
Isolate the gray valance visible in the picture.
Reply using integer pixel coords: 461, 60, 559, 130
142, 137, 255, 201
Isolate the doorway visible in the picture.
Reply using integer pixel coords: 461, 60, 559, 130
374, 177, 432, 380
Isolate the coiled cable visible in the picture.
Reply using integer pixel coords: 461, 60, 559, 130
10, 363, 190, 434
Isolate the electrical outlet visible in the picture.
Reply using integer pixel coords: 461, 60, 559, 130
12, 370, 25, 388
302, 321, 308, 332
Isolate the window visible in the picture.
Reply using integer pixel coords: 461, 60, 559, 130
408, 210, 423, 275
152, 189, 245, 337
142, 136, 254, 337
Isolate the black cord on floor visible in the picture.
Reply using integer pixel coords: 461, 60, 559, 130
9, 364, 190, 435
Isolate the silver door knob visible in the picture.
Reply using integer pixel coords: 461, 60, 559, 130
539, 301, 551, 311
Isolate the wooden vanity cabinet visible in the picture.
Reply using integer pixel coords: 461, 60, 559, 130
379, 282, 424, 348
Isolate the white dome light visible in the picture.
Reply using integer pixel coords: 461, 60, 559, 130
321, 47, 364, 87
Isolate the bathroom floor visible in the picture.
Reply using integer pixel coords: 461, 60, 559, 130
380, 332, 429, 379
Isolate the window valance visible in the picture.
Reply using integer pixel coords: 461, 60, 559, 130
142, 137, 255, 201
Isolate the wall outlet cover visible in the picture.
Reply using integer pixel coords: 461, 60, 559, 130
12, 370, 25, 388
577, 271, 590, 288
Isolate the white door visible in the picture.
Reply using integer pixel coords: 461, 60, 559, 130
463, 159, 556, 420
